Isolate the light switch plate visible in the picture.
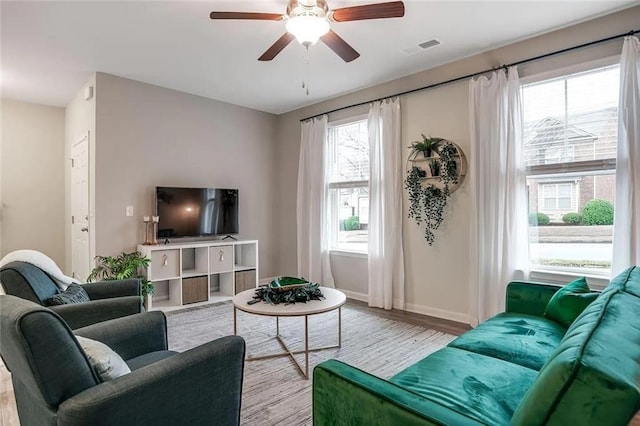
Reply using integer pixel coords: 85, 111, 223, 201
126, 206, 134, 216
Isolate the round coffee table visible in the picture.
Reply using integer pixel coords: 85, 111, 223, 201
232, 287, 346, 379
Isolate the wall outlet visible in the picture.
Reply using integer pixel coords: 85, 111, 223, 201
126, 206, 134, 217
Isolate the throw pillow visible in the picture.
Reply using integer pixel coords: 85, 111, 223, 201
44, 283, 90, 306
544, 277, 599, 328
75, 335, 131, 381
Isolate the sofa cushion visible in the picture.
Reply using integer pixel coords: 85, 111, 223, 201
543, 277, 599, 327
44, 283, 90, 306
448, 312, 566, 370
75, 335, 130, 381
126, 350, 177, 371
390, 347, 538, 425
511, 267, 640, 426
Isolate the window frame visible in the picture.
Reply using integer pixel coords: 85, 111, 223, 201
326, 115, 369, 255
522, 59, 620, 279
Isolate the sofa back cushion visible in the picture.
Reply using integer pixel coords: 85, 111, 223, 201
511, 267, 640, 425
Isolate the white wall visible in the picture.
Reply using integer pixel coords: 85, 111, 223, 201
1, 99, 66, 266
93, 73, 279, 278
274, 7, 640, 323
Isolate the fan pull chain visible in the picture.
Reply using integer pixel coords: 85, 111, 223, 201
302, 45, 310, 96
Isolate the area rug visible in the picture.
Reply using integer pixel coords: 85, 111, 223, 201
167, 301, 456, 426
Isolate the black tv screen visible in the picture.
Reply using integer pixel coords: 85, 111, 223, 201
155, 187, 239, 238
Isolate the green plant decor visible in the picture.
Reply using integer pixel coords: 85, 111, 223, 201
251, 280, 324, 305
428, 159, 441, 177
438, 143, 459, 184
405, 141, 460, 245
582, 199, 614, 225
529, 212, 550, 226
406, 166, 425, 224
344, 216, 361, 231
88, 251, 153, 298
562, 212, 583, 225
421, 184, 450, 244
409, 134, 444, 158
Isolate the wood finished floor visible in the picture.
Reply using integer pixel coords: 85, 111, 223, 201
0, 300, 467, 426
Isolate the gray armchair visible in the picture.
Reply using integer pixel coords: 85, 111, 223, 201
0, 261, 142, 328
0, 295, 246, 426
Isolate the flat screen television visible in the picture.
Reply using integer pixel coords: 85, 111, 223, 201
155, 187, 239, 239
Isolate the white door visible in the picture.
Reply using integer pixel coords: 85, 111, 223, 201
71, 133, 91, 281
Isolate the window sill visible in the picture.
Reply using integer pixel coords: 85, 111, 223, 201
329, 250, 368, 259
529, 268, 610, 290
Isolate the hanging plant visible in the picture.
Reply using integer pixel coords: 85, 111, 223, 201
439, 142, 459, 184
422, 184, 450, 245
405, 140, 464, 245
406, 166, 425, 224
405, 167, 452, 245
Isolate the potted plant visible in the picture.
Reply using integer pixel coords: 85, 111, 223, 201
409, 134, 443, 158
429, 159, 441, 177
88, 251, 154, 299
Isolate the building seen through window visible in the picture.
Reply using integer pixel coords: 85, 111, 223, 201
522, 64, 619, 275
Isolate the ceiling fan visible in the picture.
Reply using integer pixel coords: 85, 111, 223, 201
210, 0, 405, 63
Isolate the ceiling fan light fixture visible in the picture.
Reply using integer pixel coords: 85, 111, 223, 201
286, 15, 330, 46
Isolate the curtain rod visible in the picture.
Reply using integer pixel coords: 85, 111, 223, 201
300, 28, 639, 122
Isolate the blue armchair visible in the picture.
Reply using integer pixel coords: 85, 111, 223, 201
0, 261, 142, 329
0, 295, 246, 426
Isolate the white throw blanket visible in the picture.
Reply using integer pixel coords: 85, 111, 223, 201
0, 250, 80, 291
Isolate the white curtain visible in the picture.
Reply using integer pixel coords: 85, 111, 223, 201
368, 98, 404, 310
612, 36, 640, 276
469, 67, 529, 326
297, 116, 335, 287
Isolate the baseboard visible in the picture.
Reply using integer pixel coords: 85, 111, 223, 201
339, 289, 368, 303
339, 289, 469, 324
404, 303, 469, 325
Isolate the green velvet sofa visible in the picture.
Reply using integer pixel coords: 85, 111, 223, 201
313, 266, 640, 425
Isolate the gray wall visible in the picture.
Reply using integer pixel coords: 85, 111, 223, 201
274, 6, 640, 323
93, 73, 279, 278
1, 99, 66, 266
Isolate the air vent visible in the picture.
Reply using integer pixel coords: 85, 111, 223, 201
402, 39, 441, 55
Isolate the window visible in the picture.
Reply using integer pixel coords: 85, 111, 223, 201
522, 64, 619, 276
541, 182, 575, 211
327, 118, 369, 253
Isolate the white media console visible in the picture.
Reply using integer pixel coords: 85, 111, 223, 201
137, 239, 258, 311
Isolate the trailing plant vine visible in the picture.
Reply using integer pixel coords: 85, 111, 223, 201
406, 166, 425, 224
439, 142, 459, 185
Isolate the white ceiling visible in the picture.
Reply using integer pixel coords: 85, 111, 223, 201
1, 1, 638, 114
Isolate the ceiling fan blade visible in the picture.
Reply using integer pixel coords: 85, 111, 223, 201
330, 1, 405, 22
209, 11, 284, 21
321, 30, 360, 63
258, 33, 296, 61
